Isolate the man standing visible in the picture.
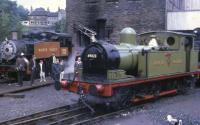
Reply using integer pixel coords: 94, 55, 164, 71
50, 53, 57, 77
59, 60, 65, 82
16, 52, 29, 86
74, 57, 82, 81
52, 53, 57, 64
74, 57, 82, 72
51, 59, 62, 90
39, 60, 46, 82
30, 55, 36, 85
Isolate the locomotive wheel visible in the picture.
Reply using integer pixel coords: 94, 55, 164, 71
177, 79, 187, 94
111, 88, 134, 110
152, 83, 161, 100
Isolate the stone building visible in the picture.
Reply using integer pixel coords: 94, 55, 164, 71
66, 0, 167, 47
22, 7, 66, 28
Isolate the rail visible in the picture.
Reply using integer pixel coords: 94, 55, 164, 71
0, 88, 180, 125
0, 103, 88, 125
0, 82, 52, 97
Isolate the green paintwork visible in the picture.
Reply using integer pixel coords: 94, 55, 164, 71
107, 69, 126, 80
106, 31, 198, 80
114, 43, 138, 71
190, 50, 198, 72
147, 51, 186, 77
139, 32, 186, 50
120, 27, 136, 45
138, 52, 147, 78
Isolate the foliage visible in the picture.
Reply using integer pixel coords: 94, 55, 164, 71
54, 18, 67, 33
0, 0, 29, 41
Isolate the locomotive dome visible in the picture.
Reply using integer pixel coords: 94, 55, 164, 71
120, 27, 137, 45
120, 27, 136, 34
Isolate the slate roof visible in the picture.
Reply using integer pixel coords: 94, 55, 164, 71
48, 12, 58, 17
29, 7, 58, 17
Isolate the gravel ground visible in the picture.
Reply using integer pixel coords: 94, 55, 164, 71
0, 77, 53, 93
0, 85, 79, 122
0, 82, 200, 125
98, 88, 200, 125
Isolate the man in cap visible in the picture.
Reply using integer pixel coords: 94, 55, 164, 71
148, 35, 159, 49
15, 52, 29, 86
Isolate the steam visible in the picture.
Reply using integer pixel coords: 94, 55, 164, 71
64, 51, 76, 74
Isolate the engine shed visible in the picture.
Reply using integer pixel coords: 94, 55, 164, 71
66, 0, 166, 47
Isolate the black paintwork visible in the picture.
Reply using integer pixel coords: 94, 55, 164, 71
81, 40, 120, 78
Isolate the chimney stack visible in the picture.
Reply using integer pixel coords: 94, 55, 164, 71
96, 19, 106, 40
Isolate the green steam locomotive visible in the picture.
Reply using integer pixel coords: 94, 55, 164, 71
60, 27, 199, 108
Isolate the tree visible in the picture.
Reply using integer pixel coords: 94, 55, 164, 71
0, 0, 29, 41
16, 5, 29, 21
54, 18, 67, 33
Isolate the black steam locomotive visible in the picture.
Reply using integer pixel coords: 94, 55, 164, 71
0, 31, 72, 81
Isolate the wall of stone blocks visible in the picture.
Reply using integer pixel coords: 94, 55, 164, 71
66, 0, 166, 46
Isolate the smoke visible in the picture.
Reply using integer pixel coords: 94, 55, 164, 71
64, 51, 76, 74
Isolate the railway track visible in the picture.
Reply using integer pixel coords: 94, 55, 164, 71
0, 89, 178, 125
0, 103, 143, 125
70, 99, 168, 125
0, 82, 52, 97
0, 103, 90, 125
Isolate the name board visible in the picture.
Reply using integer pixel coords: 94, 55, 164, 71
34, 42, 60, 59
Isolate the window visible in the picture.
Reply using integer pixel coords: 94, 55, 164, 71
167, 37, 175, 46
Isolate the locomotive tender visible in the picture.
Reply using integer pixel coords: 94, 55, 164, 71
0, 31, 72, 80
60, 27, 199, 108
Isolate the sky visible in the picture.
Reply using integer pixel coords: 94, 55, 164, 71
11, 0, 66, 12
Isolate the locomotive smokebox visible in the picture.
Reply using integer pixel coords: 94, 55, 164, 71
96, 19, 106, 40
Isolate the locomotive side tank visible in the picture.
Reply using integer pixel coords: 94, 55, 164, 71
60, 28, 199, 108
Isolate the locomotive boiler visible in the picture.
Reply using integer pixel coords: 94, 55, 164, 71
0, 31, 72, 81
60, 27, 199, 108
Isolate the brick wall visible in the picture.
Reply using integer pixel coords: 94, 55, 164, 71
66, 0, 166, 46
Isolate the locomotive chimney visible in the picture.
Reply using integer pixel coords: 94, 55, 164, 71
96, 19, 106, 40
